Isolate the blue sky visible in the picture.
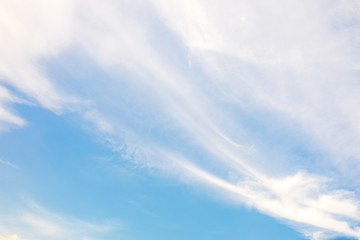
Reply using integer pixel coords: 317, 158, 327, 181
0, 1, 360, 240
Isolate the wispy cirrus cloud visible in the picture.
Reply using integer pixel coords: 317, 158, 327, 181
0, 201, 121, 240
1, 0, 360, 239
0, 158, 18, 169
0, 86, 26, 131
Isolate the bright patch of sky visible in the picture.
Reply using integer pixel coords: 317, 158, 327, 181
0, 0, 360, 239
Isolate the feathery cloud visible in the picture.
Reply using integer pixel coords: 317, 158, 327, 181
0, 0, 360, 239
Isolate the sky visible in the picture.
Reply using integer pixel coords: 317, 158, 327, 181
0, 0, 360, 240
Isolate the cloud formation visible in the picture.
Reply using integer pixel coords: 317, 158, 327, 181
1, 0, 360, 239
0, 202, 120, 240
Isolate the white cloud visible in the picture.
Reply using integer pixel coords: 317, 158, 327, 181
1, 0, 360, 239
164, 152, 360, 239
0, 0, 82, 119
0, 158, 18, 169
0, 86, 26, 130
0, 202, 121, 240
21, 213, 65, 237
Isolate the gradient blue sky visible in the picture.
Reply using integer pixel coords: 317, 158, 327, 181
0, 1, 360, 240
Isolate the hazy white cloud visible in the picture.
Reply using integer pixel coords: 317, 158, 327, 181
0, 0, 82, 120
0, 158, 18, 169
0, 0, 360, 239
0, 202, 120, 240
164, 152, 360, 239
0, 86, 26, 130
0, 106, 25, 129
0, 235, 21, 240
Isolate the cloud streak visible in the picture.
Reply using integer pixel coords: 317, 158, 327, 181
0, 201, 121, 240
0, 158, 18, 169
